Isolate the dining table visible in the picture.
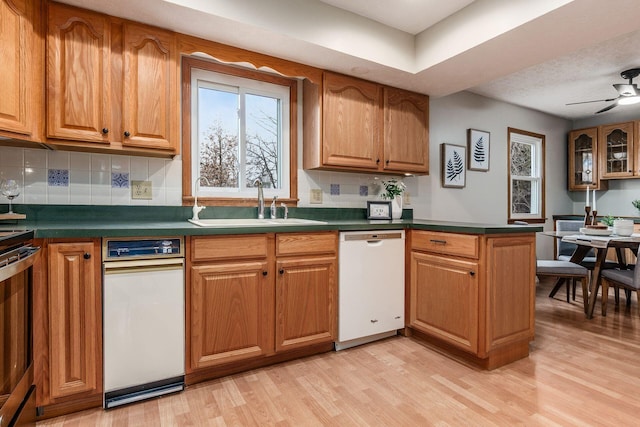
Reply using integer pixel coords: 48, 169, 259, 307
541, 230, 640, 318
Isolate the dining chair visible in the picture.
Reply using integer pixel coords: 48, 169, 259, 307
536, 259, 590, 313
600, 257, 640, 316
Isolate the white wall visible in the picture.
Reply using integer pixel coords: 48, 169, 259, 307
413, 91, 573, 257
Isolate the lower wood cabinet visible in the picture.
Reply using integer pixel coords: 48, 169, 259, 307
187, 232, 337, 382
34, 239, 102, 416
409, 230, 536, 369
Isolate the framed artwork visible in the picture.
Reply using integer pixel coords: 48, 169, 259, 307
467, 128, 490, 171
441, 143, 466, 188
367, 201, 392, 219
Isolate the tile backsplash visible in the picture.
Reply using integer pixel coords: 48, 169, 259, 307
0, 146, 182, 206
0, 146, 414, 209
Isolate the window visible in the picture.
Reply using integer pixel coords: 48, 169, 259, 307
508, 128, 545, 222
182, 57, 298, 205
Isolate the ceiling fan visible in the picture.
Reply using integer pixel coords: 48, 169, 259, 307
567, 68, 640, 114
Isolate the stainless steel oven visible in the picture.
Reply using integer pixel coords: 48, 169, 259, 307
0, 230, 39, 427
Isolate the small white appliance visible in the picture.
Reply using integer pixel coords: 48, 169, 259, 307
102, 237, 185, 409
336, 230, 405, 350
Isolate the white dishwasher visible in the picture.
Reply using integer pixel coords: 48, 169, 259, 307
336, 230, 405, 350
103, 237, 185, 409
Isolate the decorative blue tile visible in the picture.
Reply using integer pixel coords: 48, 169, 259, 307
111, 172, 130, 188
48, 169, 69, 187
330, 184, 340, 196
359, 185, 369, 196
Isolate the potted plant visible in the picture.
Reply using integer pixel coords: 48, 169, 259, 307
380, 178, 406, 219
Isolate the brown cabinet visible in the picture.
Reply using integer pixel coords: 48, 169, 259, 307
35, 240, 102, 410
409, 230, 535, 370
599, 122, 635, 179
275, 233, 336, 352
303, 72, 429, 175
0, 0, 43, 141
188, 235, 273, 370
187, 232, 337, 378
568, 127, 605, 190
46, 2, 178, 156
383, 87, 429, 174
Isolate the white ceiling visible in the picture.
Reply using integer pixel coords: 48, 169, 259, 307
63, 0, 640, 122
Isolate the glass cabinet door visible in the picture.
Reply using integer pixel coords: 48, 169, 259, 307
568, 127, 604, 190
600, 122, 634, 179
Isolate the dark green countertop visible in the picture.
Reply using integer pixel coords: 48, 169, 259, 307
0, 204, 542, 238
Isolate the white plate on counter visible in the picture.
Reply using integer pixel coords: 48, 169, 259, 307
580, 227, 612, 236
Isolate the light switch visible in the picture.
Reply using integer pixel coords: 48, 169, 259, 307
131, 180, 152, 200
310, 189, 323, 204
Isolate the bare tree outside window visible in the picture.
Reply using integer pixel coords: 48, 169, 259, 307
511, 141, 532, 214
508, 128, 545, 221
199, 121, 239, 187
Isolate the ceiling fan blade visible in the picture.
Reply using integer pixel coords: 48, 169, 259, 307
566, 97, 618, 105
596, 103, 618, 114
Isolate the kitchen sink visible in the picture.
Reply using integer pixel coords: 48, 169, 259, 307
188, 218, 328, 227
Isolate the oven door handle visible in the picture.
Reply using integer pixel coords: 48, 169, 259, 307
103, 258, 184, 275
0, 247, 39, 282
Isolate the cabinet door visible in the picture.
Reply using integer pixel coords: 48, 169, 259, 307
383, 87, 429, 173
189, 261, 272, 370
122, 23, 177, 152
47, 3, 110, 143
48, 242, 101, 400
410, 251, 478, 353
322, 72, 381, 170
568, 127, 601, 190
0, 0, 39, 138
275, 256, 336, 352
600, 122, 634, 178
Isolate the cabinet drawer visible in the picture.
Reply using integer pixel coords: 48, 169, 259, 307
412, 231, 479, 259
191, 235, 269, 262
276, 232, 337, 256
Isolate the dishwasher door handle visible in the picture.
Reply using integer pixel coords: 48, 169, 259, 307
104, 258, 184, 274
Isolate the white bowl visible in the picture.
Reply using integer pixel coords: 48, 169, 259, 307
613, 219, 634, 227
613, 152, 627, 159
613, 226, 634, 236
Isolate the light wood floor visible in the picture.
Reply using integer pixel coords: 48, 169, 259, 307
37, 278, 640, 426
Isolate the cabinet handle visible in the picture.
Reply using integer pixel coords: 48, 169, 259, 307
370, 319, 378, 323
262, 271, 267, 276
279, 268, 284, 274
376, 158, 380, 164
102, 128, 109, 134
385, 159, 389, 164
430, 239, 447, 245
469, 271, 475, 276
83, 252, 91, 260
124, 131, 131, 138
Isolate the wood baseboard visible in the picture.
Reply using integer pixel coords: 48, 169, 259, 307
186, 342, 334, 386
408, 328, 530, 370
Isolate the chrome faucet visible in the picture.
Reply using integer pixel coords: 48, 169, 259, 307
270, 196, 278, 219
255, 179, 264, 219
192, 176, 210, 221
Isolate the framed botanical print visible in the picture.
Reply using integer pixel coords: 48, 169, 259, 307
467, 128, 490, 171
441, 143, 466, 188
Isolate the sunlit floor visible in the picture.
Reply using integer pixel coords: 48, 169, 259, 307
37, 278, 640, 426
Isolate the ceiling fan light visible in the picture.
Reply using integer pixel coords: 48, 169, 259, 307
618, 96, 640, 105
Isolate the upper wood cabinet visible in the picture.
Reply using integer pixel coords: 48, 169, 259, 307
122, 23, 177, 151
599, 122, 635, 179
303, 71, 429, 175
568, 127, 605, 190
383, 87, 429, 174
0, 0, 43, 140
46, 2, 178, 156
47, 2, 110, 144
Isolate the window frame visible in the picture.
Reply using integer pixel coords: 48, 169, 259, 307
181, 56, 298, 207
507, 127, 546, 223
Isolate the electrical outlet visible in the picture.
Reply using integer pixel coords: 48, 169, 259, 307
403, 191, 411, 205
310, 189, 323, 204
131, 180, 152, 200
